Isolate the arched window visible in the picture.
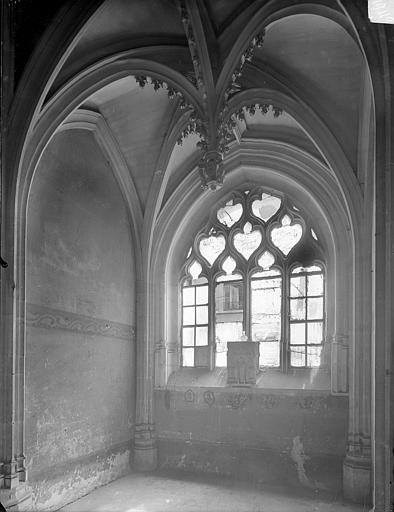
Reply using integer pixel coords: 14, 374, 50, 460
180, 188, 325, 370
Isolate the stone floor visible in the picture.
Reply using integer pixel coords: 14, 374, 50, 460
58, 470, 368, 512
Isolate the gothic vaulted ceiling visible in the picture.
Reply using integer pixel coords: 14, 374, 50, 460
47, 0, 366, 211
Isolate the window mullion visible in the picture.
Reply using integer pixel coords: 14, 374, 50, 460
194, 287, 197, 364
305, 278, 309, 367
208, 273, 216, 370
283, 267, 289, 372
245, 270, 251, 340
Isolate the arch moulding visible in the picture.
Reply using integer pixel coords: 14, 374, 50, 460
148, 139, 371, 503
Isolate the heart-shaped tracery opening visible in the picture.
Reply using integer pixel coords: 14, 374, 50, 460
199, 234, 225, 265
252, 193, 281, 222
233, 222, 262, 260
270, 215, 302, 255
217, 200, 243, 227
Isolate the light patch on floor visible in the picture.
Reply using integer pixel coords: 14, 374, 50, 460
290, 436, 327, 490
58, 470, 367, 512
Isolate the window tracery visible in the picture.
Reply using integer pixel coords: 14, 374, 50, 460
181, 188, 325, 370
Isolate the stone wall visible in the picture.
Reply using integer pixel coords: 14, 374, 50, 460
24, 129, 136, 510
155, 386, 348, 494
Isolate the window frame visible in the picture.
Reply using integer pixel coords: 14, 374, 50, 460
181, 279, 210, 367
179, 187, 326, 371
250, 266, 283, 368
287, 263, 326, 370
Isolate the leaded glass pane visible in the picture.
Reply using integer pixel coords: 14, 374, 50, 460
255, 277, 282, 290
271, 216, 303, 255
217, 273, 243, 282
308, 322, 323, 344
196, 285, 208, 305
196, 326, 208, 346
252, 193, 281, 221
307, 346, 322, 367
182, 327, 194, 346
183, 306, 195, 325
289, 263, 324, 368
199, 235, 225, 265
233, 223, 262, 260
182, 287, 194, 306
215, 278, 243, 367
251, 277, 281, 343
290, 323, 305, 344
196, 305, 208, 324
290, 276, 306, 297
292, 265, 321, 274
308, 274, 324, 296
308, 298, 323, 320
182, 348, 194, 367
193, 276, 208, 285
253, 269, 281, 279
290, 298, 306, 320
217, 201, 243, 227
259, 341, 280, 367
215, 281, 243, 311
291, 346, 305, 367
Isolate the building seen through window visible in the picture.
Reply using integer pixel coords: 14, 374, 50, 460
181, 188, 325, 370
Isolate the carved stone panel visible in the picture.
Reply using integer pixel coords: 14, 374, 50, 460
227, 342, 259, 385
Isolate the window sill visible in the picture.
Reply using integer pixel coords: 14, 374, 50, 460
165, 366, 331, 391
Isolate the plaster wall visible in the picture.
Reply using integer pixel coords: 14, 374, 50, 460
24, 130, 136, 510
155, 387, 348, 495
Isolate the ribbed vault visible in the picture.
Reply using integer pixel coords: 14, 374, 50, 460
38, 0, 366, 206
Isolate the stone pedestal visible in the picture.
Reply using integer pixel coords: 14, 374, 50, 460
134, 447, 158, 472
343, 454, 371, 505
0, 459, 32, 510
0, 484, 32, 511
227, 341, 259, 386
133, 423, 158, 471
